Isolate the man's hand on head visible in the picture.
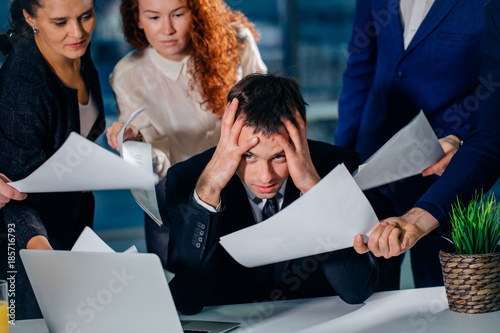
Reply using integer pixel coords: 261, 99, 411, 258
196, 99, 259, 208
275, 108, 320, 194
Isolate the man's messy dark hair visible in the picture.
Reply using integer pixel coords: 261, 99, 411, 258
227, 73, 307, 136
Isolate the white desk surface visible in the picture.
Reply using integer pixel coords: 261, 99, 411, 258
11, 286, 500, 333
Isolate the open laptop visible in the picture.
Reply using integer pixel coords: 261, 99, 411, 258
20, 250, 240, 333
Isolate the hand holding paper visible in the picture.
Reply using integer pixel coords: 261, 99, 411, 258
353, 207, 440, 258
117, 106, 163, 226
8, 132, 157, 192
105, 105, 147, 152
7, 106, 163, 226
353, 111, 444, 191
421, 134, 461, 177
117, 105, 148, 154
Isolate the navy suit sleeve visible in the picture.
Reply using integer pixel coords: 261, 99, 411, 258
321, 248, 379, 304
415, 0, 500, 234
167, 194, 221, 315
335, 0, 377, 149
163, 150, 224, 314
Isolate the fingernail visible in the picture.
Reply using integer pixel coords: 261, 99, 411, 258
231, 98, 237, 104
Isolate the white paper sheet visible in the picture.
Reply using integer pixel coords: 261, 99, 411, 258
71, 226, 114, 252
118, 106, 163, 226
9, 132, 157, 192
71, 227, 174, 281
353, 111, 444, 191
117, 105, 148, 154
219, 164, 379, 268
122, 141, 163, 226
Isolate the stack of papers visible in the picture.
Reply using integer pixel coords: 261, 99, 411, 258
118, 107, 163, 226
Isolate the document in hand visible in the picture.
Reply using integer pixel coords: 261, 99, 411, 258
8, 132, 157, 192
219, 164, 378, 268
353, 111, 444, 191
117, 106, 163, 226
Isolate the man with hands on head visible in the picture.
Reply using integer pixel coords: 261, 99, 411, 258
164, 74, 378, 314
0, 173, 26, 209
162, 73, 379, 315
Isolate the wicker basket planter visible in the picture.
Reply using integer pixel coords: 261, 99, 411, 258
439, 250, 500, 314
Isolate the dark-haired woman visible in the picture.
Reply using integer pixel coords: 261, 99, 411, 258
0, 0, 105, 318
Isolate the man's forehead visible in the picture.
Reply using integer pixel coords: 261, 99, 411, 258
239, 125, 288, 138
246, 144, 284, 157
241, 132, 285, 158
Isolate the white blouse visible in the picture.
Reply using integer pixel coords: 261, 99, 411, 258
79, 91, 99, 138
110, 25, 267, 179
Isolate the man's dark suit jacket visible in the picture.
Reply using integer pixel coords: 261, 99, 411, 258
163, 140, 379, 315
415, 0, 500, 233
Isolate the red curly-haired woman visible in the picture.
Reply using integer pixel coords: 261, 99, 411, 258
106, 0, 267, 180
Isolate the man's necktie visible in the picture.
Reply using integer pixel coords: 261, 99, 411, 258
259, 197, 289, 289
262, 197, 278, 221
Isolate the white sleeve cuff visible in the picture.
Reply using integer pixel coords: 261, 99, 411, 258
193, 190, 222, 212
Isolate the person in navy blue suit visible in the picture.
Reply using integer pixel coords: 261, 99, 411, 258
354, 0, 500, 270
337, 0, 489, 289
162, 73, 379, 315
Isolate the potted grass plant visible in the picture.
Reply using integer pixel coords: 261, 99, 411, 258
439, 191, 500, 314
